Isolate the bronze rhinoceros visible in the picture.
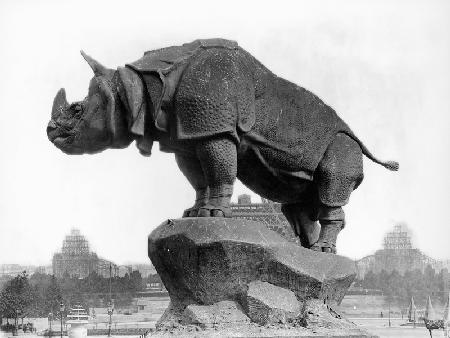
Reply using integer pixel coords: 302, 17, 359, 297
47, 38, 398, 253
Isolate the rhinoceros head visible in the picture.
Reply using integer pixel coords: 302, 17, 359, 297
47, 52, 132, 154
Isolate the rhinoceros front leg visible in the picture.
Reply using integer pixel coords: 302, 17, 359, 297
175, 154, 209, 217
195, 137, 237, 217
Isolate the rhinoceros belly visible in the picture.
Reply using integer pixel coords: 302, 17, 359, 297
237, 140, 314, 204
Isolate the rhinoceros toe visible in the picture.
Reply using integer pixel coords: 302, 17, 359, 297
311, 241, 337, 254
196, 205, 231, 218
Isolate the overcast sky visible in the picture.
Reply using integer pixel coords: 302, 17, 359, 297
0, 0, 449, 266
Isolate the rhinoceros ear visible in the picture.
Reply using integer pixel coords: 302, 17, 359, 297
116, 67, 153, 156
117, 67, 146, 136
80, 50, 112, 77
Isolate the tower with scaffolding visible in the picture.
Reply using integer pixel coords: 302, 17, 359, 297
383, 224, 413, 250
356, 223, 448, 277
372, 223, 428, 274
52, 228, 117, 278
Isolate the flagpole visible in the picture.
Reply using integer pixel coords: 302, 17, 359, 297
108, 263, 113, 338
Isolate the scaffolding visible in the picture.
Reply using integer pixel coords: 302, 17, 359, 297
62, 229, 90, 255
52, 228, 116, 278
358, 224, 450, 277
383, 224, 413, 250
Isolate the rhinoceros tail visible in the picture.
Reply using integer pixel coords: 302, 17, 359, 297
383, 160, 400, 171
342, 131, 399, 171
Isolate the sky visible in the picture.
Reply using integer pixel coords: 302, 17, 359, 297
0, 0, 449, 266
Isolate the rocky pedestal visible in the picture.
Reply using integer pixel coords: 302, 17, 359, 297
148, 218, 375, 337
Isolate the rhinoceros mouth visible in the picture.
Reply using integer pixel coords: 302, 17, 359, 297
47, 122, 85, 154
47, 120, 73, 142
47, 112, 82, 145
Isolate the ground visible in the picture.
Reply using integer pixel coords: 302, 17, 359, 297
5, 296, 448, 337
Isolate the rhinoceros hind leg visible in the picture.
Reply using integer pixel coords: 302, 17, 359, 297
281, 203, 320, 248
315, 133, 363, 209
311, 133, 364, 253
196, 137, 237, 217
175, 154, 209, 217
311, 206, 345, 254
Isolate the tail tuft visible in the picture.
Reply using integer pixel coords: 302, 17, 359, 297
384, 161, 399, 171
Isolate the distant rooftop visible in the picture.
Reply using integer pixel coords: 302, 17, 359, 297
236, 194, 271, 205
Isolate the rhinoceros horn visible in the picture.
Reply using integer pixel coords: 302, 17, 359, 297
80, 50, 110, 77
51, 88, 68, 120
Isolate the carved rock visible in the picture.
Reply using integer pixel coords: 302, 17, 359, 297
149, 218, 355, 305
245, 281, 301, 325
182, 301, 250, 329
148, 218, 369, 336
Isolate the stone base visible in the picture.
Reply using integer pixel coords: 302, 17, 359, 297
183, 300, 250, 328
148, 218, 374, 337
150, 323, 377, 337
152, 299, 375, 337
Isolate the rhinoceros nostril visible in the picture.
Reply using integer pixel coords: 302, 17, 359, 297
46, 120, 60, 141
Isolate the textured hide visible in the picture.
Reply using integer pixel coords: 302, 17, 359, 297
126, 39, 353, 177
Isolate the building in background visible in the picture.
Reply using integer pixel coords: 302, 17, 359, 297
97, 258, 118, 278
116, 265, 132, 277
355, 256, 375, 280
0, 264, 55, 278
52, 228, 117, 278
0, 264, 38, 277
356, 224, 450, 278
2, 230, 151, 279
130, 264, 156, 278
230, 194, 297, 242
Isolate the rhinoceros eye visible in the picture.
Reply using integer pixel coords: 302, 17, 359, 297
66, 103, 84, 118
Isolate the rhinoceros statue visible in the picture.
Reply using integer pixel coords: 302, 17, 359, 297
47, 38, 398, 253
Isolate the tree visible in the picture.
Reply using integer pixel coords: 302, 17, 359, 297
0, 272, 36, 324
362, 270, 378, 290
436, 268, 449, 303
385, 270, 403, 303
424, 265, 436, 291
44, 276, 62, 315
147, 273, 162, 284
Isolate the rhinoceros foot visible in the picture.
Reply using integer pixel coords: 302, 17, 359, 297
311, 220, 342, 254
196, 205, 231, 217
182, 208, 199, 218
182, 205, 231, 218
311, 241, 336, 254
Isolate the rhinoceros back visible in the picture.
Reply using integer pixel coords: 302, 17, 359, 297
126, 39, 253, 141
173, 42, 256, 142
127, 39, 354, 178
